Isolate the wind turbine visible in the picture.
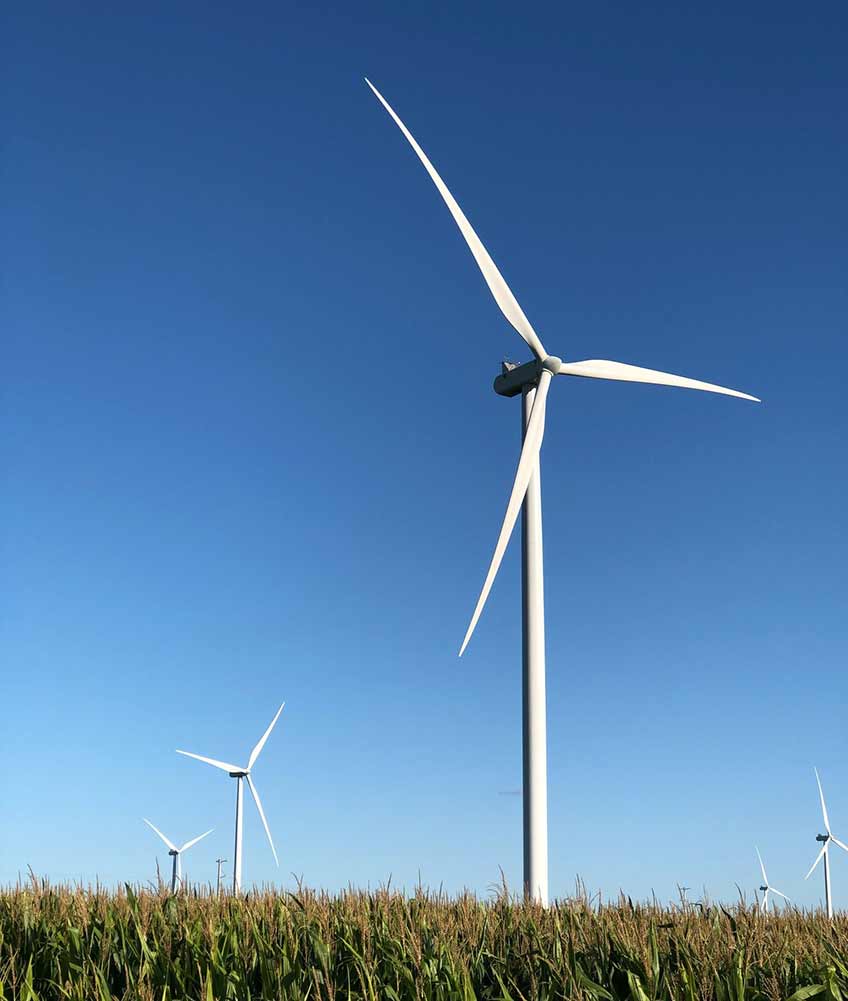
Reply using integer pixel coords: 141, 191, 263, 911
366, 79, 759, 906
176, 702, 284, 893
805, 767, 848, 918
755, 847, 789, 913
143, 819, 213, 893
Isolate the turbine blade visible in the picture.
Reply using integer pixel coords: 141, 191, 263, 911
557, 359, 759, 402
756, 847, 768, 885
771, 888, 790, 902
805, 843, 827, 880
246, 775, 278, 866
176, 749, 245, 773
179, 828, 214, 853
366, 78, 547, 361
815, 768, 831, 833
248, 702, 285, 771
831, 837, 848, 853
761, 889, 769, 912
143, 818, 177, 852
459, 370, 552, 656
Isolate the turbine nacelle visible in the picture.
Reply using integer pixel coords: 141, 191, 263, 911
494, 358, 544, 397
494, 356, 564, 396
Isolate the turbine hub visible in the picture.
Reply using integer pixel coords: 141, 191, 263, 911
541, 355, 562, 374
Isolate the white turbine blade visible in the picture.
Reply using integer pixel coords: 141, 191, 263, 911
761, 888, 769, 912
143, 819, 177, 853
246, 775, 278, 866
248, 702, 285, 771
558, 359, 759, 402
176, 749, 245, 773
805, 842, 827, 880
815, 768, 831, 833
831, 836, 848, 853
366, 78, 547, 361
459, 370, 552, 656
771, 888, 791, 902
756, 847, 768, 885
179, 828, 214, 853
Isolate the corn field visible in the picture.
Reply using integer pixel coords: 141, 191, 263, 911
2, 881, 848, 1000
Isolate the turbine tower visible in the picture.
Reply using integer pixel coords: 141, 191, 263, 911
177, 702, 284, 893
756, 847, 789, 913
143, 819, 213, 893
805, 767, 848, 918
366, 79, 759, 905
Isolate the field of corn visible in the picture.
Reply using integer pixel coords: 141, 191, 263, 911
3, 882, 848, 1001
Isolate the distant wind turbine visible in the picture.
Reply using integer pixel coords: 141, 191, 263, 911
366, 78, 759, 906
805, 767, 848, 919
143, 819, 213, 893
755, 847, 789, 913
176, 702, 284, 893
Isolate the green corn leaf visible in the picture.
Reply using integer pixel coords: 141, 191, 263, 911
786, 987, 826, 1001
576, 968, 615, 1001
627, 970, 651, 1001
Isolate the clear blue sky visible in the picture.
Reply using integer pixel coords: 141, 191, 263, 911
2, 1, 846, 907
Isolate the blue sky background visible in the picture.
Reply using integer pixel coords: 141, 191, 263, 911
2, 1, 846, 907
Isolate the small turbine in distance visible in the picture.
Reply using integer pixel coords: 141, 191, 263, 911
143, 819, 213, 893
176, 702, 284, 893
805, 767, 848, 919
755, 847, 789, 913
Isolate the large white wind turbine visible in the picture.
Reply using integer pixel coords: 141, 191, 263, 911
755, 847, 789, 913
366, 79, 759, 905
143, 819, 213, 893
176, 702, 284, 893
805, 767, 848, 918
